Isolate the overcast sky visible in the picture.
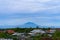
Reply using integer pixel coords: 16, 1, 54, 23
0, 0, 60, 27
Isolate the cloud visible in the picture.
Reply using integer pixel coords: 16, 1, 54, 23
0, 0, 60, 27
0, 0, 60, 14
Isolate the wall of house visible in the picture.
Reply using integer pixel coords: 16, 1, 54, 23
0, 38, 13, 40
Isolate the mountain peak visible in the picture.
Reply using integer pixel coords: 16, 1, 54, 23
20, 22, 38, 28
25, 22, 36, 24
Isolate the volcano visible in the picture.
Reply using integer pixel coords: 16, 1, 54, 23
20, 22, 38, 28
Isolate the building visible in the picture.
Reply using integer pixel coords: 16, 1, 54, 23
12, 32, 25, 36
46, 29, 56, 34
30, 29, 45, 34
0, 38, 13, 40
28, 29, 46, 36
46, 29, 56, 37
6, 30, 15, 34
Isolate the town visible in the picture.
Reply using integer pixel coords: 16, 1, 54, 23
0, 27, 60, 40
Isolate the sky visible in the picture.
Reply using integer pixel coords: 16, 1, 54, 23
0, 0, 60, 27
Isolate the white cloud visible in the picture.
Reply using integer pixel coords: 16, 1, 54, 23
0, 0, 60, 14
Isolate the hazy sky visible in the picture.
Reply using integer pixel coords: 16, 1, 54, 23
0, 0, 60, 27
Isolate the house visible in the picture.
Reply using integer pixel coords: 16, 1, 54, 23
46, 29, 56, 37
12, 32, 27, 40
28, 33, 36, 36
28, 29, 46, 36
0, 38, 13, 40
46, 29, 56, 34
30, 29, 45, 34
12, 32, 25, 36
6, 30, 15, 34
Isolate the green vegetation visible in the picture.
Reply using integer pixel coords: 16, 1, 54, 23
6, 27, 33, 33
0, 32, 12, 38
31, 34, 41, 40
52, 30, 60, 40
